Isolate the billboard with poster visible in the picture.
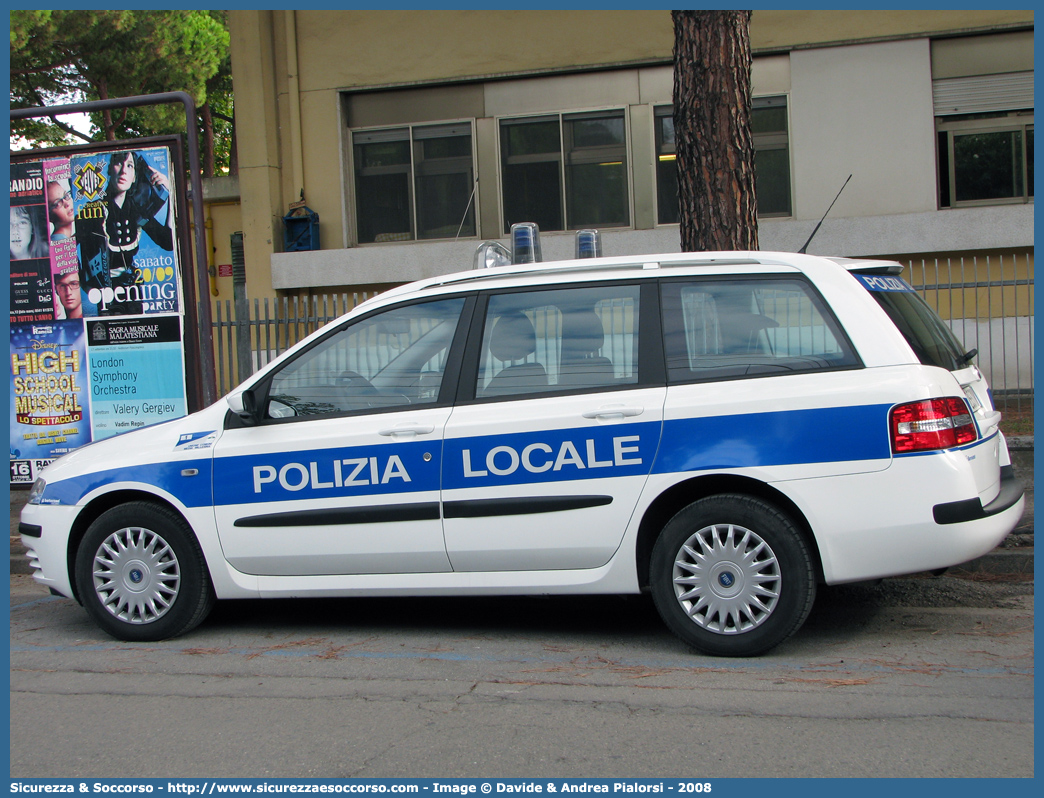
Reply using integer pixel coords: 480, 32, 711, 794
69, 147, 182, 317
10, 160, 54, 323
10, 139, 192, 484
44, 157, 83, 320
9, 320, 91, 483
86, 315, 187, 441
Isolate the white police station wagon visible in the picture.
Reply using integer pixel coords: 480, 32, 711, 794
20, 243, 1025, 656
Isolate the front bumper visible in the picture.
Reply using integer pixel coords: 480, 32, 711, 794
19, 502, 80, 600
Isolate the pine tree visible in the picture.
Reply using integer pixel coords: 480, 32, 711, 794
672, 10, 759, 251
10, 10, 233, 175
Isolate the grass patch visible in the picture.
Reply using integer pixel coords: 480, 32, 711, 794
998, 402, 1034, 437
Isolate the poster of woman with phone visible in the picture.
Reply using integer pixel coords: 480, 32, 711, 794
72, 147, 180, 317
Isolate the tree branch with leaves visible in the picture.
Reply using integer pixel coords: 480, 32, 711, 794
10, 10, 235, 176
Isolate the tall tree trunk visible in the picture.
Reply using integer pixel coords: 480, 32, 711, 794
672, 10, 759, 252
97, 79, 116, 141
200, 103, 216, 178
228, 112, 238, 177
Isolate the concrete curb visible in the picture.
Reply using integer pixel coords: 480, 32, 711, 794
949, 547, 1034, 577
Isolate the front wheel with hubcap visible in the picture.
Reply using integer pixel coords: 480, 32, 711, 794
650, 494, 816, 657
74, 502, 214, 641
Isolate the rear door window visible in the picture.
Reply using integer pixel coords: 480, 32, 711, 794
474, 283, 640, 398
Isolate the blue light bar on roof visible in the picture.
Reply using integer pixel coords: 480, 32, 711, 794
510, 222, 542, 264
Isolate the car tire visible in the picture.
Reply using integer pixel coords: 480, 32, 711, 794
650, 494, 816, 657
74, 502, 214, 642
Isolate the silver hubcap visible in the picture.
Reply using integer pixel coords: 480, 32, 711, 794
672, 523, 780, 635
92, 526, 181, 625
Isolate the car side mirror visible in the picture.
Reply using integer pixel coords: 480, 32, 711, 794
227, 388, 261, 426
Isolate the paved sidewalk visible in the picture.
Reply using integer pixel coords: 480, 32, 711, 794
948, 442, 1034, 578
10, 443, 1034, 578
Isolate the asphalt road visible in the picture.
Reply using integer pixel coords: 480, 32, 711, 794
9, 571, 1034, 779
8, 447, 1035, 779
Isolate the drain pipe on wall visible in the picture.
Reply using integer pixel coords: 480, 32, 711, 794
285, 10, 305, 201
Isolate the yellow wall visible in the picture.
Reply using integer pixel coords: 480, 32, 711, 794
225, 9, 1034, 303
902, 248, 1034, 321
205, 201, 242, 302
259, 10, 1034, 95
750, 9, 1032, 52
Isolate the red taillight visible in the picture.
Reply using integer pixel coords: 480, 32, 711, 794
890, 398, 978, 453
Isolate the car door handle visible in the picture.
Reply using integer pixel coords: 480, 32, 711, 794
378, 423, 435, 437
582, 405, 644, 420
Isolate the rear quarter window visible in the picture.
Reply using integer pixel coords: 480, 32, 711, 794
661, 277, 861, 383
853, 273, 970, 372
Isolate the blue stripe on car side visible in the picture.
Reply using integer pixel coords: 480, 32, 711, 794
653, 405, 893, 473
43, 459, 215, 507
42, 404, 897, 508
441, 421, 663, 491
212, 439, 441, 506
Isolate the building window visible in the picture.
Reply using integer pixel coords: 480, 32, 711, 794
937, 113, 1034, 207
654, 107, 679, 225
500, 110, 630, 234
750, 96, 792, 217
352, 123, 475, 244
654, 96, 792, 224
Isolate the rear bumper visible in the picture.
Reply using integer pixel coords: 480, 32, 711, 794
778, 449, 1027, 584
933, 465, 1025, 525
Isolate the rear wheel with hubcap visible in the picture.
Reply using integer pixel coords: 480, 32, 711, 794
650, 494, 816, 657
74, 502, 214, 641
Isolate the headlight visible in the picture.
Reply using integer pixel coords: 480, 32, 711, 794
27, 478, 46, 505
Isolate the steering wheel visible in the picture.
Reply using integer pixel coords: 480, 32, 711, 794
335, 370, 414, 409
335, 370, 379, 393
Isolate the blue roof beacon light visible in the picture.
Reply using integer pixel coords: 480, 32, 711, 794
510, 222, 542, 264
575, 229, 602, 259
473, 241, 511, 270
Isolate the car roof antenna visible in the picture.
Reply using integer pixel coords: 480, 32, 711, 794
798, 174, 852, 254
